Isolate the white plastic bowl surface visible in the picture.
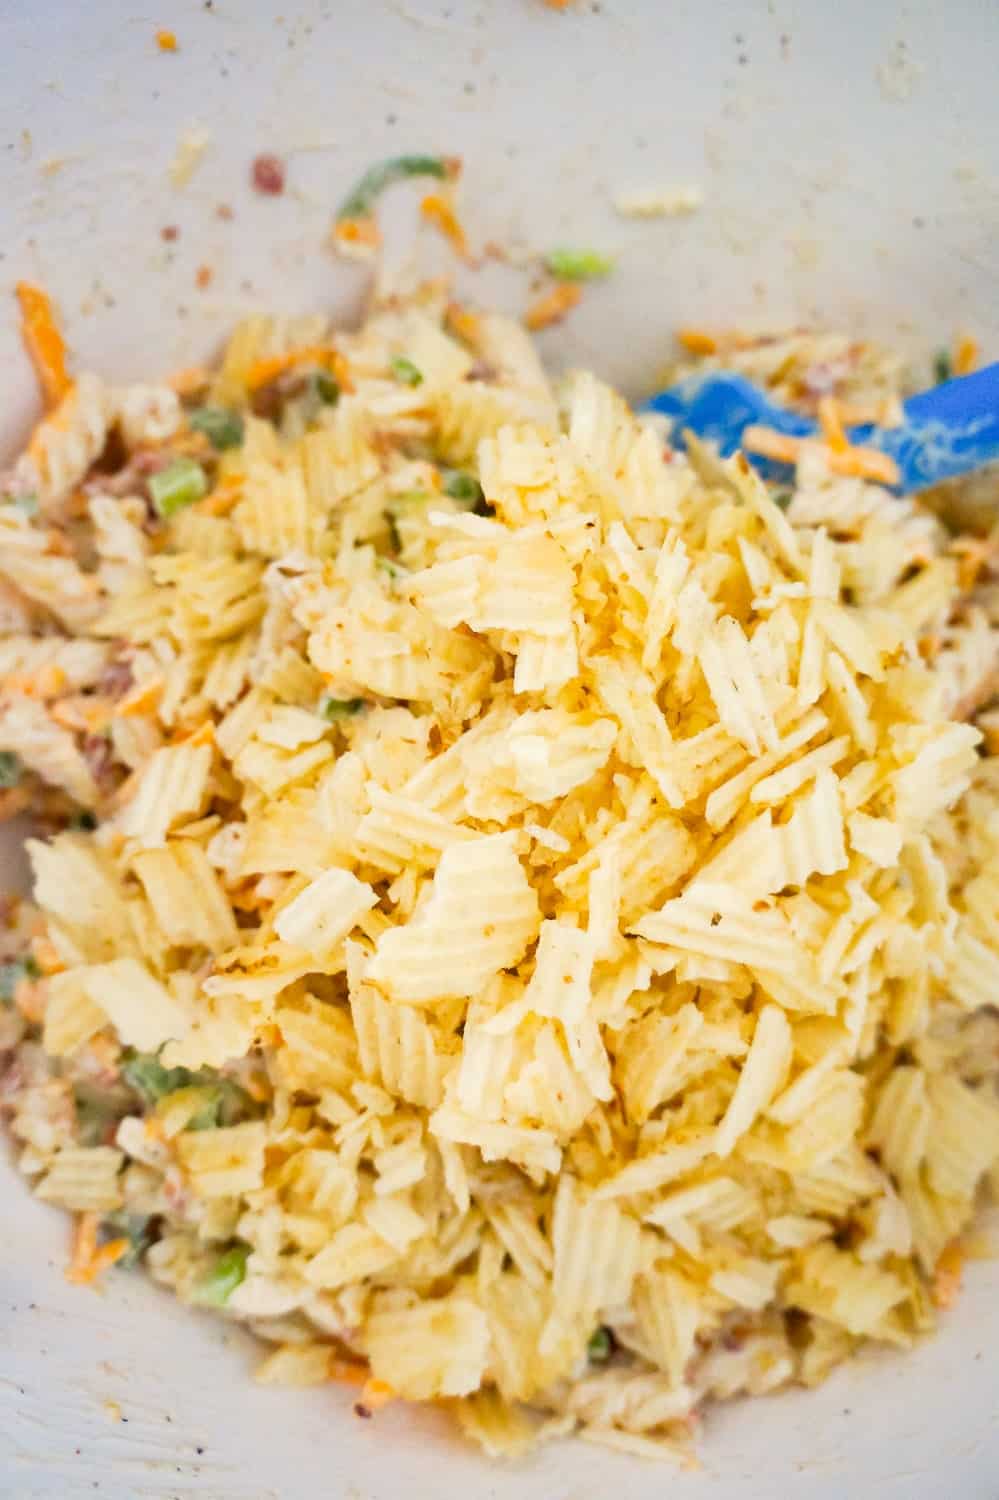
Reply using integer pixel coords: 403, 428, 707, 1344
2, 2, 999, 1495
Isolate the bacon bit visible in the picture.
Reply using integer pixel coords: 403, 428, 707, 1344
118, 675, 165, 718
420, 193, 468, 258
251, 154, 286, 195
167, 365, 210, 397
161, 225, 180, 243
932, 1243, 964, 1308
155, 29, 178, 52
817, 396, 849, 453
676, 327, 719, 356
445, 301, 482, 347
216, 202, 234, 222
524, 282, 583, 332
16, 282, 72, 407
246, 345, 353, 395
953, 334, 979, 377
544, 0, 573, 8
332, 216, 382, 256
359, 1377, 396, 1411
195, 264, 214, 290
742, 423, 901, 487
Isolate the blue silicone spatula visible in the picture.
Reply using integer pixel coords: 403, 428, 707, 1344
644, 362, 999, 495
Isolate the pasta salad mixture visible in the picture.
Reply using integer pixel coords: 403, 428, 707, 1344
1, 280, 997, 1462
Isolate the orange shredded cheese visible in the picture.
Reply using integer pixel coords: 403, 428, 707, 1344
742, 423, 901, 487
201, 472, 244, 516
31, 933, 65, 976
445, 302, 482, 347
246, 345, 352, 394
359, 1377, 396, 1410
51, 696, 113, 735
420, 193, 468, 258
332, 217, 382, 253
524, 282, 583, 332
167, 365, 210, 397
817, 397, 849, 454
327, 1359, 369, 1387
676, 327, 719, 356
932, 1243, 964, 1308
953, 334, 979, 378
118, 675, 165, 718
16, 282, 72, 408
156, 29, 177, 51
173, 719, 215, 749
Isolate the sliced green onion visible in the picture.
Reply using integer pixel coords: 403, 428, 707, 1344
771, 489, 793, 511
443, 471, 484, 507
0, 955, 40, 1006
545, 248, 615, 281
189, 405, 245, 451
11, 492, 39, 517
312, 371, 340, 405
933, 349, 953, 385
338, 155, 451, 221
376, 556, 408, 580
587, 1326, 613, 1363
121, 1051, 202, 1104
69, 809, 99, 831
149, 457, 208, 517
192, 1243, 251, 1307
319, 695, 366, 722
0, 751, 22, 789
390, 355, 423, 387
184, 1078, 254, 1131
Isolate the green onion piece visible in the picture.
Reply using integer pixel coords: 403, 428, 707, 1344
121, 1051, 202, 1104
189, 405, 245, 451
192, 1243, 251, 1307
337, 154, 450, 221
0, 955, 40, 1006
376, 557, 408, 580
102, 1212, 156, 1269
11, 492, 39, 517
933, 349, 953, 385
0, 751, 22, 789
545, 248, 615, 281
184, 1078, 254, 1131
443, 471, 484, 507
587, 1327, 613, 1363
313, 371, 340, 405
390, 355, 423, 387
149, 457, 208, 517
771, 490, 793, 511
320, 695, 366, 722
69, 809, 98, 831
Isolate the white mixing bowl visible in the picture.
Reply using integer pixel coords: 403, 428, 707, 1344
2, 3, 998, 1496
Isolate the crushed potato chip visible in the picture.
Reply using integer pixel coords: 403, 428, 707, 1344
2, 288, 998, 1465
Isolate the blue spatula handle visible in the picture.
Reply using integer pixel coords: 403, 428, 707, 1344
644, 363, 999, 495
